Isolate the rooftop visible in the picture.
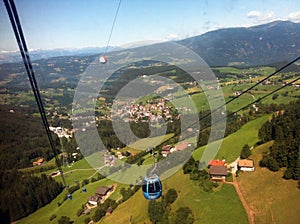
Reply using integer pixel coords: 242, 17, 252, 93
238, 159, 254, 167
209, 165, 228, 176
95, 186, 112, 196
209, 159, 225, 167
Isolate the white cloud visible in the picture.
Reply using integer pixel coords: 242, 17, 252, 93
165, 34, 180, 40
288, 11, 300, 22
247, 10, 277, 23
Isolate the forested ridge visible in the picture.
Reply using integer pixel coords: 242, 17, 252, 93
259, 100, 300, 181
0, 106, 61, 170
0, 170, 63, 222
0, 106, 65, 222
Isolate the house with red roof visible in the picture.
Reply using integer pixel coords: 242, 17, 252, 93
175, 142, 191, 151
208, 159, 225, 167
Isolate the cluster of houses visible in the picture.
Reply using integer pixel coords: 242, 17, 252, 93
111, 98, 176, 124
77, 185, 116, 216
49, 126, 73, 138
87, 185, 114, 206
161, 142, 192, 157
102, 142, 192, 167
208, 159, 255, 181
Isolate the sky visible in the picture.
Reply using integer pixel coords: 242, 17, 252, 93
1, 0, 300, 52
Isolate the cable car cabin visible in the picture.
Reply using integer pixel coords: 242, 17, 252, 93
99, 55, 108, 64
142, 174, 162, 200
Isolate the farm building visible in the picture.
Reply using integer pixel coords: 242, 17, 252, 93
161, 145, 173, 157
95, 186, 113, 196
88, 185, 114, 206
175, 142, 191, 151
208, 159, 226, 167
88, 195, 102, 206
33, 157, 44, 166
209, 165, 228, 181
238, 159, 255, 171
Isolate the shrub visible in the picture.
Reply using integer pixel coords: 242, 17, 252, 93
76, 208, 84, 217
49, 214, 57, 221
58, 216, 72, 224
84, 217, 91, 224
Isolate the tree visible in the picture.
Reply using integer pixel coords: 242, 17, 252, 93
268, 157, 280, 171
173, 207, 194, 224
76, 208, 84, 217
84, 217, 91, 224
49, 214, 56, 221
259, 155, 280, 171
283, 168, 293, 179
92, 207, 106, 222
183, 156, 197, 174
240, 144, 251, 159
148, 200, 165, 224
58, 216, 73, 224
81, 179, 89, 187
272, 93, 279, 100
163, 188, 178, 207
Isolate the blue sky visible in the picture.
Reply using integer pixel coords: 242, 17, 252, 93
1, 0, 300, 52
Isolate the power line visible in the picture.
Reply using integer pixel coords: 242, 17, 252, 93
231, 76, 300, 115
203, 75, 300, 130
3, 0, 67, 186
104, 0, 122, 54
199, 56, 300, 122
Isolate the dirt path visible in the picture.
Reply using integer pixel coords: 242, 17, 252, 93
51, 166, 105, 178
225, 179, 255, 224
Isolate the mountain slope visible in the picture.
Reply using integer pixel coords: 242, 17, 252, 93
179, 20, 300, 66
1, 21, 299, 66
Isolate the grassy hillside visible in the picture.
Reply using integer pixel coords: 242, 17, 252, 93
238, 141, 300, 224
101, 171, 248, 224
193, 115, 270, 163
19, 178, 127, 224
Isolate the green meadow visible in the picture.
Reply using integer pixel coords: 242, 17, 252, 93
101, 171, 248, 224
238, 141, 300, 224
19, 178, 127, 224
193, 115, 270, 163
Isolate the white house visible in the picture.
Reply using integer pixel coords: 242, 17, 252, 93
238, 159, 255, 171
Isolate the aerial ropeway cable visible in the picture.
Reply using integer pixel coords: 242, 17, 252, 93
202, 74, 300, 130
199, 56, 300, 122
99, 0, 122, 64
142, 148, 162, 200
3, 0, 67, 187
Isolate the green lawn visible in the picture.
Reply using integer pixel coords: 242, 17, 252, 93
214, 66, 275, 76
191, 81, 300, 113
238, 141, 300, 224
114, 133, 174, 157
19, 178, 127, 224
101, 170, 248, 224
193, 115, 270, 163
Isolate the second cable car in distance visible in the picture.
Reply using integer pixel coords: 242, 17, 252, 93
99, 55, 108, 64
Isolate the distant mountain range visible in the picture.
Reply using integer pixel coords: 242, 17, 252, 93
179, 20, 300, 66
0, 46, 120, 64
1, 20, 299, 66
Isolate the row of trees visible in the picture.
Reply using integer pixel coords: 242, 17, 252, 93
258, 100, 300, 180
